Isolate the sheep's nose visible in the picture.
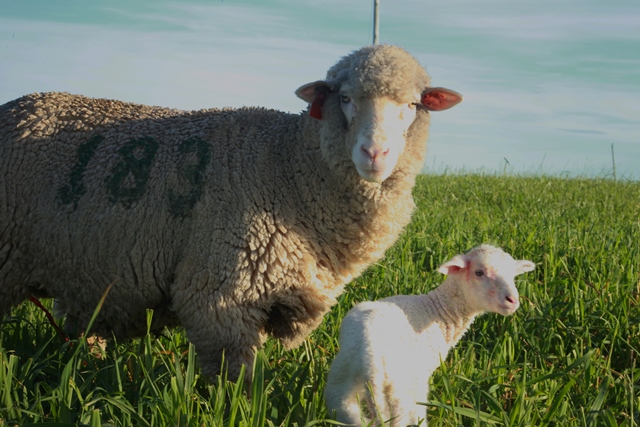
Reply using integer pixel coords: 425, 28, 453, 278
361, 145, 389, 161
505, 296, 516, 305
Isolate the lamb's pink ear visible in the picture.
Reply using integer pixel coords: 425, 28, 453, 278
295, 81, 332, 120
515, 260, 536, 275
421, 87, 463, 111
438, 254, 467, 275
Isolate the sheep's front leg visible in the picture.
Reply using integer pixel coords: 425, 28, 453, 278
176, 300, 267, 382
264, 285, 333, 350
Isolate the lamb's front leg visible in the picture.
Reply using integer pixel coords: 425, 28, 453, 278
325, 353, 369, 426
365, 373, 392, 426
384, 381, 420, 427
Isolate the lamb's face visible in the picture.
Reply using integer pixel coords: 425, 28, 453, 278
465, 255, 523, 316
340, 91, 419, 183
439, 246, 536, 316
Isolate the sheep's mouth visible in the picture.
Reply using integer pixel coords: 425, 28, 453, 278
360, 170, 385, 183
355, 164, 389, 183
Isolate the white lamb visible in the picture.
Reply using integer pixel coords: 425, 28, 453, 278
324, 244, 535, 426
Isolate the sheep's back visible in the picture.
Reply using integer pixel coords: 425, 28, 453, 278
0, 92, 305, 331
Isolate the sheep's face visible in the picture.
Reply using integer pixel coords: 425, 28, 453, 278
341, 93, 418, 183
295, 45, 463, 183
438, 246, 536, 316
296, 80, 462, 184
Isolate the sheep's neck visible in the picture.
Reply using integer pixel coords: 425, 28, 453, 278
295, 120, 420, 284
424, 282, 479, 347
330, 177, 416, 284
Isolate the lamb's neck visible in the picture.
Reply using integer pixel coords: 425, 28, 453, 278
424, 280, 480, 347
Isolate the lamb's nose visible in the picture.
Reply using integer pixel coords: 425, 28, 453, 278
505, 295, 520, 311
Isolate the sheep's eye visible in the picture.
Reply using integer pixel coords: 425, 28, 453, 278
475, 270, 484, 277
340, 95, 351, 104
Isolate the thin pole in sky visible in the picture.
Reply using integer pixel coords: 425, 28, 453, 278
373, 0, 380, 44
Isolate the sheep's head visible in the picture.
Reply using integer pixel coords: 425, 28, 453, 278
438, 245, 535, 316
296, 45, 462, 183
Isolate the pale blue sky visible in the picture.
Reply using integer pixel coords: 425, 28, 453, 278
1, 0, 639, 178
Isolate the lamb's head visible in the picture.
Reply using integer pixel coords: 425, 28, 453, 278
296, 44, 462, 184
438, 245, 535, 316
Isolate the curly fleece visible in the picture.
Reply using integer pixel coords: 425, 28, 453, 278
0, 45, 436, 381
326, 44, 431, 101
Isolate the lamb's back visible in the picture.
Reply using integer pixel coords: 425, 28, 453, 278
343, 296, 449, 379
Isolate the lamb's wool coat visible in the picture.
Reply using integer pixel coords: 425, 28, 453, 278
325, 245, 535, 426
0, 45, 455, 379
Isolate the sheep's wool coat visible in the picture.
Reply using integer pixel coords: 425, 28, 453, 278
0, 45, 433, 379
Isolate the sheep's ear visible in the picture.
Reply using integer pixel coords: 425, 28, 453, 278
295, 81, 333, 120
296, 81, 327, 103
421, 87, 463, 111
515, 260, 536, 275
438, 254, 467, 275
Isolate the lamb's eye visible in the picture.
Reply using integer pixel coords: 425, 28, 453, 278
475, 270, 484, 277
340, 95, 351, 104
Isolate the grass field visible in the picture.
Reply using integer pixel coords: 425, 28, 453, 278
1, 174, 639, 426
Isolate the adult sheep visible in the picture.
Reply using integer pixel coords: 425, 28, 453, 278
0, 44, 462, 380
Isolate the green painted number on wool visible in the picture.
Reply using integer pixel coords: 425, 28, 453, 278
59, 134, 210, 214
57, 134, 104, 209
105, 136, 159, 208
168, 137, 211, 218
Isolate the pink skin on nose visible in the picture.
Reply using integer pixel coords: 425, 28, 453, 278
361, 145, 390, 162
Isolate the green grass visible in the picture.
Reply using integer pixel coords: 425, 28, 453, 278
1, 174, 639, 426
